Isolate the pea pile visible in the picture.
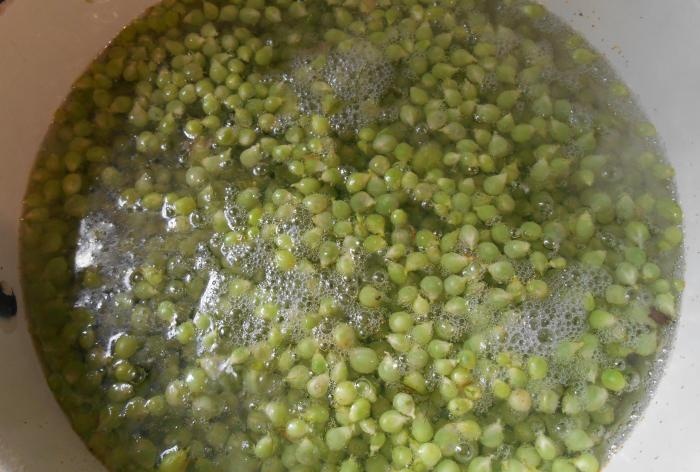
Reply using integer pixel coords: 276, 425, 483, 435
20, 0, 684, 471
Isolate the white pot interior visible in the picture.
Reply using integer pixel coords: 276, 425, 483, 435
1, 1, 699, 470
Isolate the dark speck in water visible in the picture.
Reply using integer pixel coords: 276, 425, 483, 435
0, 282, 17, 318
649, 308, 671, 326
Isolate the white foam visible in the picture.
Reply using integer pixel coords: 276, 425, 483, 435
285, 39, 397, 132
502, 263, 612, 357
190, 202, 391, 348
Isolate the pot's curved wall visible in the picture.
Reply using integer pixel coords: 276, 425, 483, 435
0, 1, 698, 471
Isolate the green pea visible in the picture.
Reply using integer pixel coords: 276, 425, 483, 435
339, 457, 361, 472
583, 385, 609, 412
286, 419, 309, 440
467, 457, 493, 472
420, 275, 443, 301
264, 402, 289, 428
535, 434, 559, 460
410, 413, 433, 442
228, 345, 250, 366
379, 409, 409, 433
502, 240, 530, 260
655, 292, 676, 317
387, 333, 411, 353
286, 365, 311, 390
442, 275, 466, 296
114, 334, 139, 359
350, 192, 375, 213
572, 453, 600, 472
325, 426, 353, 451
365, 454, 389, 472
511, 124, 536, 143
527, 356, 548, 380
483, 173, 507, 196
439, 252, 468, 274
348, 347, 379, 374
562, 392, 583, 416
158, 448, 189, 472
563, 428, 594, 452
605, 284, 629, 305
477, 242, 500, 262
306, 374, 330, 398
416, 442, 442, 468
348, 397, 371, 422
275, 249, 296, 271
501, 459, 528, 472
488, 261, 514, 283
378, 355, 402, 383
552, 459, 578, 472
410, 86, 430, 105
489, 134, 511, 158
589, 309, 616, 329
405, 252, 430, 272
475, 104, 501, 124
480, 422, 504, 448
388, 444, 412, 467
625, 221, 650, 246
318, 242, 340, 268
575, 211, 595, 241
601, 368, 627, 392
387, 312, 412, 334
427, 110, 448, 131
641, 262, 661, 281
508, 388, 532, 413
254, 434, 277, 459
400, 105, 421, 126
426, 339, 452, 359
333, 381, 357, 406
358, 285, 383, 308
515, 445, 542, 468
517, 222, 540, 242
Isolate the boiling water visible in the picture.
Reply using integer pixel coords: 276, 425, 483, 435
20, 0, 683, 470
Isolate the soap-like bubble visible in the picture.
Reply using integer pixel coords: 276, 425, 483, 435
285, 39, 397, 132
501, 263, 612, 357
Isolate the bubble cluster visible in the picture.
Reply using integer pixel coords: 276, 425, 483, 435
494, 27, 519, 56
223, 202, 247, 233
512, 260, 536, 281
197, 209, 386, 348
326, 41, 394, 103
347, 304, 385, 339
502, 264, 612, 357
286, 39, 397, 132
437, 295, 493, 341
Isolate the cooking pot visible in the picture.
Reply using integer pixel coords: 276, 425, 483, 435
1, 0, 699, 470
